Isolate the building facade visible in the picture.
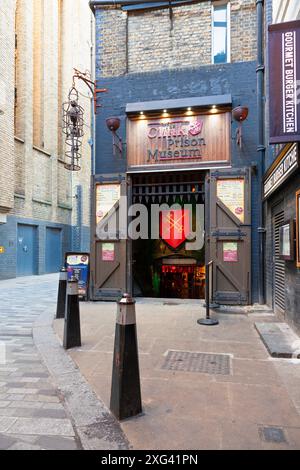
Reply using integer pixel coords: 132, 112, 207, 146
90, 0, 262, 304
0, 0, 93, 279
264, 0, 300, 333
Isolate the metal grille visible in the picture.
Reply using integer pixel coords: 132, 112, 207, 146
162, 350, 231, 375
273, 211, 285, 312
260, 427, 287, 443
132, 171, 205, 205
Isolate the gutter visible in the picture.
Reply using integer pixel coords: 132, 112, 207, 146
89, 0, 207, 13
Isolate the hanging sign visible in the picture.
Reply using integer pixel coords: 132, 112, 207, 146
217, 179, 245, 223
269, 20, 300, 143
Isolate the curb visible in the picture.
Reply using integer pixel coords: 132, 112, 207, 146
33, 308, 130, 451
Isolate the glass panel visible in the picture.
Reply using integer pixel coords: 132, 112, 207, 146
213, 4, 228, 64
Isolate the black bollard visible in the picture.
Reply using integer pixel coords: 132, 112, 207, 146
110, 294, 142, 421
56, 267, 68, 319
63, 276, 81, 350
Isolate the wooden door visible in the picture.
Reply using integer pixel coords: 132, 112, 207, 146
90, 175, 128, 301
208, 168, 252, 305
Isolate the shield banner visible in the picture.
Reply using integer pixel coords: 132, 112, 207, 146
160, 209, 190, 249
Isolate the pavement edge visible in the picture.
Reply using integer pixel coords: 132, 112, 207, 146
32, 308, 130, 451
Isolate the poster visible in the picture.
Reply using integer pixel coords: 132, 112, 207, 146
223, 242, 238, 262
281, 224, 291, 257
66, 253, 90, 298
102, 243, 115, 262
217, 179, 245, 223
96, 184, 121, 224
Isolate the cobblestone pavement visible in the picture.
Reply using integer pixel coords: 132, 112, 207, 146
0, 275, 81, 450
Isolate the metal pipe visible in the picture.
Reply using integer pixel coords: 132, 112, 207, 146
256, 0, 266, 305
89, 0, 207, 12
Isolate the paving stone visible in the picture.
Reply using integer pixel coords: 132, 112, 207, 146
32, 409, 67, 419
0, 417, 17, 433
255, 323, 300, 358
7, 418, 75, 437
7, 388, 38, 395
0, 408, 38, 418
8, 442, 44, 450
24, 395, 60, 403
0, 434, 17, 450
36, 435, 78, 450
0, 402, 10, 408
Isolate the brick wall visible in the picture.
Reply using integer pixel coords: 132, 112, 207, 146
0, 0, 92, 278
96, 1, 257, 78
0, 0, 16, 213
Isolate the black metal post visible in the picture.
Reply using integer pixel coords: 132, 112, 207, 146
63, 277, 82, 350
110, 294, 142, 421
198, 262, 219, 326
56, 267, 68, 319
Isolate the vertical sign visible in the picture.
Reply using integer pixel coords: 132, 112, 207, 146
269, 20, 300, 143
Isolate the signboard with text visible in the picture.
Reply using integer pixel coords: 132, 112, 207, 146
269, 20, 300, 143
263, 144, 299, 199
127, 112, 231, 170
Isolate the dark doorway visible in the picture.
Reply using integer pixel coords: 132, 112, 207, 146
132, 171, 206, 299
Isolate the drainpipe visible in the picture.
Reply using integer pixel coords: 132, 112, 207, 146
256, 0, 266, 305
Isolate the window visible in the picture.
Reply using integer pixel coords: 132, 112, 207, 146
212, 3, 230, 64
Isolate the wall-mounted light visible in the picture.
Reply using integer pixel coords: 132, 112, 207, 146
232, 106, 249, 148
106, 117, 123, 157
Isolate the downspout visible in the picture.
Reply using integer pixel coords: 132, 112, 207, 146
256, 0, 266, 305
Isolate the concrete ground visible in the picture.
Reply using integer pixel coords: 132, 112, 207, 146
54, 299, 300, 450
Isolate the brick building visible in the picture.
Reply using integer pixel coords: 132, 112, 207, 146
263, 0, 300, 333
0, 0, 93, 279
90, 0, 263, 304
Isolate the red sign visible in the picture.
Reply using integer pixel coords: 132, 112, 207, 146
160, 209, 190, 249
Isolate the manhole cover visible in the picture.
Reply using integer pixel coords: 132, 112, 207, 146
162, 350, 231, 375
259, 427, 287, 443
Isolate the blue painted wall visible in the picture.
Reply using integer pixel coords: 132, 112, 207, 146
0, 216, 90, 280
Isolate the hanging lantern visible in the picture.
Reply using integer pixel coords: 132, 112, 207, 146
62, 87, 84, 171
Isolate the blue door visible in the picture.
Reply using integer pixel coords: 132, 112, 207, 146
17, 224, 38, 276
45, 228, 62, 273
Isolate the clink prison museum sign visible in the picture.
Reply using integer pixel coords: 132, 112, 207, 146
127, 113, 231, 169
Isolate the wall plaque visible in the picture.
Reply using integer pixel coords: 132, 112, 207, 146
96, 184, 121, 225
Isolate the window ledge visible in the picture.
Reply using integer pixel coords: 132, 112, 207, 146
33, 145, 52, 157
58, 203, 73, 211
15, 136, 25, 144
15, 193, 25, 200
32, 198, 52, 206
